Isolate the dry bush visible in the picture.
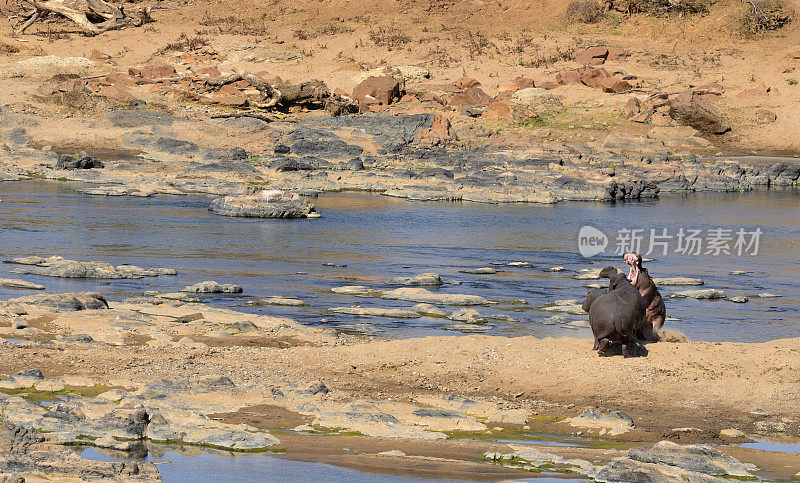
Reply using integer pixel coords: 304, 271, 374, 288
565, 0, 605, 23
161, 32, 209, 53
368, 27, 411, 50
623, 0, 710, 15
740, 0, 792, 34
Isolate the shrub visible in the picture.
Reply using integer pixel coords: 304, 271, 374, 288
740, 0, 792, 34
565, 0, 605, 23
623, 0, 710, 15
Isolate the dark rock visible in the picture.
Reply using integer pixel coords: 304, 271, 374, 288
56, 152, 104, 170
271, 158, 315, 171
93, 406, 149, 439
341, 157, 365, 170
274, 144, 291, 154
153, 137, 199, 155
412, 408, 463, 419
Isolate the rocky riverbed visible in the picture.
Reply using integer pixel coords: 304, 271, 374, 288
0, 282, 799, 481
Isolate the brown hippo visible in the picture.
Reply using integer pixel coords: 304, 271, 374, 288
582, 266, 646, 358
624, 252, 666, 341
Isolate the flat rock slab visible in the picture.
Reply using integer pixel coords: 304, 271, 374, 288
671, 289, 726, 299
4, 256, 176, 279
209, 190, 319, 219
566, 410, 634, 435
387, 272, 443, 286
329, 306, 420, 318
182, 281, 243, 294
458, 267, 499, 275
249, 297, 307, 306
381, 287, 490, 306
653, 277, 704, 286
0, 292, 108, 313
0, 278, 45, 290
331, 285, 374, 295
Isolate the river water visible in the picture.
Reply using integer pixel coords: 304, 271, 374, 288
1, 180, 798, 342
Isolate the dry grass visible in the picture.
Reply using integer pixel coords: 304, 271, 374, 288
368, 27, 412, 50
564, 0, 605, 23
739, 0, 792, 34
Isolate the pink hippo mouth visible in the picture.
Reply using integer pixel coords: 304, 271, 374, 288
624, 253, 640, 285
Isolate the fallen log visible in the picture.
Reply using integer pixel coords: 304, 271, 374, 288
15, 0, 152, 36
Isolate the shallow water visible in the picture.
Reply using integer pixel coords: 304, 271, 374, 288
740, 439, 800, 453
1, 180, 798, 342
79, 447, 583, 482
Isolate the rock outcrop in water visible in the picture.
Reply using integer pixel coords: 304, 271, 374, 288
209, 190, 320, 219
0, 292, 108, 314
4, 256, 177, 279
182, 281, 244, 294
0, 421, 161, 481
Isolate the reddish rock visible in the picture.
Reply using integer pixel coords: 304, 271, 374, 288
539, 81, 560, 90
37, 84, 55, 96
513, 76, 536, 89
483, 100, 511, 120
104, 73, 139, 86
580, 68, 610, 89
419, 92, 445, 105
194, 66, 222, 78
736, 85, 772, 98
416, 113, 457, 146
98, 85, 136, 103
606, 48, 630, 61
352, 75, 401, 111
556, 69, 583, 85
333, 87, 349, 96
455, 77, 481, 89
128, 64, 177, 80
599, 76, 631, 93
494, 89, 516, 101
89, 49, 112, 61
668, 89, 730, 134
58, 79, 89, 93
624, 97, 640, 118
450, 86, 494, 107
576, 47, 609, 66
219, 84, 242, 96
782, 66, 796, 73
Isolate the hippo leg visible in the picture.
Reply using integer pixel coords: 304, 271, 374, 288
621, 343, 631, 358
597, 338, 610, 356
593, 338, 600, 351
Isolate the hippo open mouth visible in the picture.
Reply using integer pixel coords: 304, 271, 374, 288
624, 252, 640, 285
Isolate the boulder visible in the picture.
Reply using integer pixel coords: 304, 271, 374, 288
182, 281, 243, 294
381, 287, 489, 306
671, 289, 726, 299
352, 75, 401, 111
4, 256, 174, 279
450, 86, 493, 107
668, 90, 731, 134
128, 64, 177, 80
55, 152, 104, 170
0, 292, 108, 313
556, 69, 583, 85
509, 88, 562, 121
387, 273, 443, 286
209, 190, 319, 219
576, 46, 610, 65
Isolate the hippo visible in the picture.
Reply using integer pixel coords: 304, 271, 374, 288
582, 266, 646, 358
624, 252, 666, 341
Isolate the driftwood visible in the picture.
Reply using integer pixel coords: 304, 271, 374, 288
15, 0, 152, 35
204, 72, 355, 114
